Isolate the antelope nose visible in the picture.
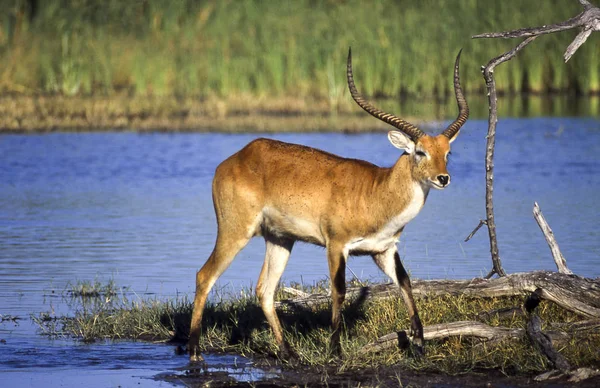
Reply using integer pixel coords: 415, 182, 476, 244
437, 174, 449, 186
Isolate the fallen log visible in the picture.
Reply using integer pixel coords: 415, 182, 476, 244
276, 271, 600, 319
359, 320, 523, 354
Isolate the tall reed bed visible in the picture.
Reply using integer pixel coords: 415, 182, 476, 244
0, 0, 597, 98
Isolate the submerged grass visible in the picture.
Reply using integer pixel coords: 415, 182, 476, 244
66, 278, 122, 298
36, 279, 600, 377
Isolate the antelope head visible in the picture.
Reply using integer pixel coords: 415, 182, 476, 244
347, 49, 469, 189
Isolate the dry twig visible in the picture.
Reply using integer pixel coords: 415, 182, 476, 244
532, 202, 573, 274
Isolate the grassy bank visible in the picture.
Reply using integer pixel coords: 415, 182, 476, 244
1, 94, 598, 133
1, 0, 599, 101
36, 280, 600, 379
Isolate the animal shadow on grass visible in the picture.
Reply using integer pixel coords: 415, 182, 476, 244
167, 287, 372, 359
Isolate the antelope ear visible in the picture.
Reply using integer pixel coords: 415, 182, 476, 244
388, 131, 415, 154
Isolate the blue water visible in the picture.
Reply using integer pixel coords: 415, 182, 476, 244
1, 117, 599, 385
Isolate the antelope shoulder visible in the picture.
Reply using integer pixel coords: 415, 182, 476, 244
344, 182, 427, 255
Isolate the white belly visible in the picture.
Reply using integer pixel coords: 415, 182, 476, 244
261, 206, 325, 245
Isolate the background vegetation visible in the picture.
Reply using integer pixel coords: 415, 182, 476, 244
1, 0, 598, 100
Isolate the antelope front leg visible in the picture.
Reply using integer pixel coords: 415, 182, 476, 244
373, 248, 424, 354
393, 250, 424, 353
327, 244, 347, 356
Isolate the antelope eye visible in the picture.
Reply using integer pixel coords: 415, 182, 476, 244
415, 150, 427, 157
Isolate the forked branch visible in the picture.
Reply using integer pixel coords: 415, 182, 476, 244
473, 0, 600, 62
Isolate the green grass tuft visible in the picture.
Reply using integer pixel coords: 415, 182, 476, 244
66, 279, 122, 298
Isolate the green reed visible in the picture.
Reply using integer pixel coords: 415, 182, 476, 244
0, 0, 598, 99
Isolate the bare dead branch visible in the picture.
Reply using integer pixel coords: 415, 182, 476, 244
566, 367, 600, 382
359, 321, 524, 354
533, 202, 573, 274
479, 37, 537, 279
472, 15, 583, 39
464, 219, 487, 242
551, 318, 600, 331
525, 290, 571, 372
483, 36, 538, 72
281, 286, 310, 298
580, 0, 595, 8
473, 0, 600, 62
565, 27, 595, 62
359, 315, 578, 356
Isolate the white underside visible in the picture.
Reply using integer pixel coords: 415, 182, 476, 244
258, 182, 427, 257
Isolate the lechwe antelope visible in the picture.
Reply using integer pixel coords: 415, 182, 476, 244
188, 48, 469, 361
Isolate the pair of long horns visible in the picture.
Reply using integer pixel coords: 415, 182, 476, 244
346, 48, 469, 141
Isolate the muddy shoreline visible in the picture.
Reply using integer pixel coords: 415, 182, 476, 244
157, 354, 600, 387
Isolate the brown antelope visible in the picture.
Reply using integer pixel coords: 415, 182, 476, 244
188, 48, 469, 361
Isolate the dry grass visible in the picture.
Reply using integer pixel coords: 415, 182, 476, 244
35, 279, 600, 377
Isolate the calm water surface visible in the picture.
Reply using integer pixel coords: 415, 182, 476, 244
1, 118, 599, 386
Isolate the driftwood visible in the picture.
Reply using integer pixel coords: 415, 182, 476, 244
278, 271, 600, 319
524, 289, 600, 382
355, 286, 600, 382
359, 321, 523, 355
280, 275, 599, 358
358, 319, 575, 356
279, 270, 600, 381
278, 271, 600, 380
459, 2, 600, 379
533, 202, 572, 275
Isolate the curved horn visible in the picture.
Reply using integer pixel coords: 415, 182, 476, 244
347, 48, 425, 141
442, 49, 469, 139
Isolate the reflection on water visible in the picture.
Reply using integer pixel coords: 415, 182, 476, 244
1, 116, 600, 385
173, 354, 281, 383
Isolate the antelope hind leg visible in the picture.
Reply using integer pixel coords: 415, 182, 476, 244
256, 235, 296, 360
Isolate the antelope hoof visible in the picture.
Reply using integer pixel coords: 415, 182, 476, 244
411, 336, 425, 357
410, 315, 424, 357
188, 344, 205, 363
278, 342, 298, 362
330, 341, 343, 358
